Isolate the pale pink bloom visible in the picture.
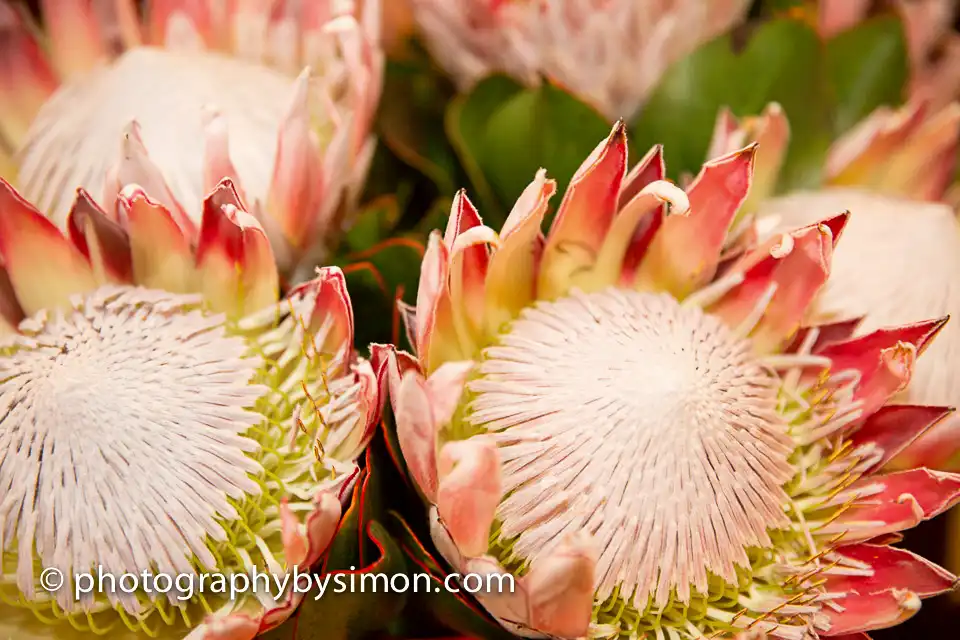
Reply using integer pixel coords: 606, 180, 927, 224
0, 0, 384, 281
0, 178, 381, 639
409, 0, 751, 121
373, 123, 960, 638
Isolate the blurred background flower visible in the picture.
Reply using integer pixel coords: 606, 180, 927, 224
409, 0, 753, 123
0, 0, 382, 282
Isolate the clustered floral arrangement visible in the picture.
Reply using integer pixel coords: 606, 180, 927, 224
1, 1, 960, 639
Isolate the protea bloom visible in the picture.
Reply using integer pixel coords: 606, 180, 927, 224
373, 124, 960, 638
0, 175, 380, 638
0, 0, 383, 281
708, 98, 960, 472
409, 0, 751, 121
814, 0, 960, 110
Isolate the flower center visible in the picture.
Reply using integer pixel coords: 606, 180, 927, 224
17, 46, 295, 226
0, 286, 266, 614
467, 288, 795, 607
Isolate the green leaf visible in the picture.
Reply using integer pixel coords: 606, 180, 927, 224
632, 18, 829, 188
378, 59, 461, 193
445, 74, 525, 220
477, 81, 611, 213
825, 16, 908, 134
341, 195, 403, 254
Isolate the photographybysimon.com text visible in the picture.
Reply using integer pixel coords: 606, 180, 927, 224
38, 566, 516, 602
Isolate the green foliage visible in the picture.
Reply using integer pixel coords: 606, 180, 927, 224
377, 55, 462, 195
825, 16, 908, 134
445, 75, 525, 220
631, 16, 908, 194
445, 76, 611, 224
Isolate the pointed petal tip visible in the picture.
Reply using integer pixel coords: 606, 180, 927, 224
819, 210, 850, 246
922, 315, 951, 350
714, 141, 758, 163
765, 101, 784, 115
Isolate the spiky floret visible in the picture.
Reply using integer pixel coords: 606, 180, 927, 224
0, 0, 384, 279
373, 123, 960, 639
0, 180, 379, 639
409, 0, 752, 120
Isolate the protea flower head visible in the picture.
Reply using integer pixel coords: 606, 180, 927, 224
409, 0, 752, 121
372, 124, 960, 639
812, 0, 960, 110
0, 0, 383, 281
707, 98, 960, 472
0, 176, 380, 638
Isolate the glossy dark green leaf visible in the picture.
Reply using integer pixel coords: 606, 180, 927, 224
477, 80, 611, 213
341, 196, 403, 254
632, 18, 829, 189
445, 74, 525, 220
825, 15, 908, 134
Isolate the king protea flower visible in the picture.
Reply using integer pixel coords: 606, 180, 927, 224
0, 0, 383, 281
372, 123, 960, 639
409, 0, 751, 121
0, 175, 380, 638
813, 0, 960, 110
707, 98, 960, 472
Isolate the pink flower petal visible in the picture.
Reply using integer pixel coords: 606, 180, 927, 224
710, 214, 845, 352
106, 122, 195, 238
288, 266, 355, 360
195, 179, 279, 316
539, 121, 628, 300
523, 533, 597, 639
830, 469, 960, 539
823, 588, 922, 635
38, 0, 108, 77
445, 190, 492, 347
66, 189, 134, 285
117, 184, 197, 293
0, 178, 96, 315
267, 69, 326, 250
848, 405, 955, 471
436, 437, 502, 557
0, 4, 58, 146
396, 370, 441, 502
827, 543, 957, 598
637, 145, 756, 297
484, 170, 554, 335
